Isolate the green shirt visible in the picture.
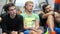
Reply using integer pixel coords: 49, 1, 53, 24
21, 12, 39, 28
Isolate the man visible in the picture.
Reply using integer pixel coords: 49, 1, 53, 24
1, 3, 24, 34
39, 4, 58, 34
21, 1, 43, 34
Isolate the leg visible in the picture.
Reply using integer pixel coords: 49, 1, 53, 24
47, 15, 54, 32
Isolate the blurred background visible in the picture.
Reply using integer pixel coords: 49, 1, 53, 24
0, 0, 59, 15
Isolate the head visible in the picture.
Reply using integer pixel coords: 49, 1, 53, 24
3, 3, 16, 16
42, 4, 53, 13
24, 1, 34, 12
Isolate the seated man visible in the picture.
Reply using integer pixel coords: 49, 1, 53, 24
39, 4, 58, 34
1, 3, 24, 34
21, 1, 43, 34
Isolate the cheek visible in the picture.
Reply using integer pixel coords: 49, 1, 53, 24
28, 7, 30, 9
28, 6, 31, 9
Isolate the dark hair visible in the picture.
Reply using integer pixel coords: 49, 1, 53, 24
42, 4, 49, 13
3, 3, 15, 12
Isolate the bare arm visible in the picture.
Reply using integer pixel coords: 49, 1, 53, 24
35, 14, 40, 29
35, 20, 39, 29
42, 11, 53, 19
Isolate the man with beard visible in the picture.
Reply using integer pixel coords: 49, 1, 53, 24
39, 4, 58, 34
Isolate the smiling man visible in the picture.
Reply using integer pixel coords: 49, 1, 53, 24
1, 3, 24, 34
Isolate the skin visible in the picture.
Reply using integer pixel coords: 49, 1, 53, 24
8, 6, 16, 19
3, 6, 23, 34
41, 5, 58, 32
24, 2, 42, 34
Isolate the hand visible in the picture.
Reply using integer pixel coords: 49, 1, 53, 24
11, 31, 18, 34
32, 28, 36, 31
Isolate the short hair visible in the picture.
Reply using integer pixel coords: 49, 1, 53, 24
42, 4, 49, 13
3, 3, 15, 12
24, 1, 34, 9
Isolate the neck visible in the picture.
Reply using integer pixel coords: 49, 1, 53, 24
25, 10, 32, 16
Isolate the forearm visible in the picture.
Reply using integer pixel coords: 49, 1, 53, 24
35, 20, 39, 29
35, 25, 39, 29
42, 13, 50, 19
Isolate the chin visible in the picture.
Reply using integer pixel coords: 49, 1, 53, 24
28, 11, 32, 12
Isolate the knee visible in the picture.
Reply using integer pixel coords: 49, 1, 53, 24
30, 30, 37, 34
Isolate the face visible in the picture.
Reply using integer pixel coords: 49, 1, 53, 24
45, 5, 53, 12
26, 3, 33, 12
8, 6, 16, 16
